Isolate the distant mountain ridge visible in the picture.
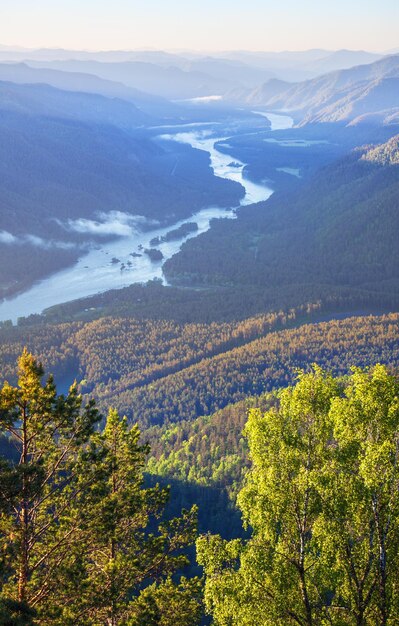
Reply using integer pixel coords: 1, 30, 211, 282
0, 46, 387, 97
230, 54, 399, 126
3, 58, 245, 99
218, 49, 383, 80
0, 78, 151, 128
0, 62, 173, 116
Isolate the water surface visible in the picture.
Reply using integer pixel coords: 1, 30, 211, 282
0, 112, 292, 323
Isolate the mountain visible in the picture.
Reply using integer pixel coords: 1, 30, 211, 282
218, 49, 383, 81
19, 58, 241, 99
236, 54, 399, 126
302, 49, 383, 75
0, 80, 243, 230
301, 76, 399, 126
164, 134, 399, 304
0, 47, 386, 98
177, 56, 274, 88
0, 62, 173, 116
0, 79, 150, 128
0, 47, 191, 64
0, 81, 242, 299
225, 78, 293, 106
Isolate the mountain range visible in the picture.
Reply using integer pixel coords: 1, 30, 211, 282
0, 46, 388, 98
228, 54, 399, 126
1, 45, 399, 306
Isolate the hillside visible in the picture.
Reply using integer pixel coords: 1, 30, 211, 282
0, 310, 398, 537
0, 79, 150, 128
363, 133, 399, 164
19, 58, 240, 100
221, 49, 383, 81
236, 54, 399, 126
0, 81, 243, 300
0, 310, 397, 429
164, 134, 399, 305
0, 62, 184, 118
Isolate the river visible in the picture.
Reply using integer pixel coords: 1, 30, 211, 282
0, 112, 292, 323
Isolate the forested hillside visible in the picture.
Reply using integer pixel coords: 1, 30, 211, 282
0, 311, 398, 430
1, 310, 398, 546
0, 82, 243, 300
164, 135, 399, 307
1, 351, 398, 625
2, 308, 397, 546
236, 53, 399, 125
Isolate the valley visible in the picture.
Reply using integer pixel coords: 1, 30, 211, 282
0, 111, 290, 322
0, 31, 399, 625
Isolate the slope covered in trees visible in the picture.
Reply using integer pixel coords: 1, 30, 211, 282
0, 311, 398, 429
0, 84, 243, 300
0, 306, 314, 384
164, 135, 399, 307
2, 352, 398, 624
0, 92, 242, 234
235, 53, 399, 126
98, 314, 399, 427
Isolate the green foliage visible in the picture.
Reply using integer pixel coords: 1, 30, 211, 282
0, 354, 202, 625
1, 311, 398, 431
65, 409, 200, 626
146, 396, 276, 539
0, 349, 99, 611
164, 139, 399, 302
198, 365, 399, 625
315, 365, 399, 624
127, 577, 203, 626
0, 598, 36, 626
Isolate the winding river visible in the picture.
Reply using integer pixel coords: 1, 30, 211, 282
0, 112, 292, 323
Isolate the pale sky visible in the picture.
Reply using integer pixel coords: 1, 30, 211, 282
0, 0, 398, 53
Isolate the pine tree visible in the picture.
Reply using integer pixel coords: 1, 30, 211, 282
0, 354, 203, 625
0, 349, 99, 618
65, 408, 201, 626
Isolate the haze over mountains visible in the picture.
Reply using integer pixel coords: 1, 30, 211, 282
0, 42, 398, 307
1, 26, 399, 624
227, 53, 399, 126
0, 46, 388, 98
0, 45, 397, 124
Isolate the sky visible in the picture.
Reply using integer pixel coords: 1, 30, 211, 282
0, 0, 398, 53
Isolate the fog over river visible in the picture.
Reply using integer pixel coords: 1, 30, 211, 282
0, 112, 292, 323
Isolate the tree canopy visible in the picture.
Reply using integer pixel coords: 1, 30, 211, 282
197, 365, 399, 626
0, 351, 202, 625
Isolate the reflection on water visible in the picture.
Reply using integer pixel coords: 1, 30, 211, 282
252, 111, 294, 130
0, 112, 293, 323
166, 130, 273, 206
